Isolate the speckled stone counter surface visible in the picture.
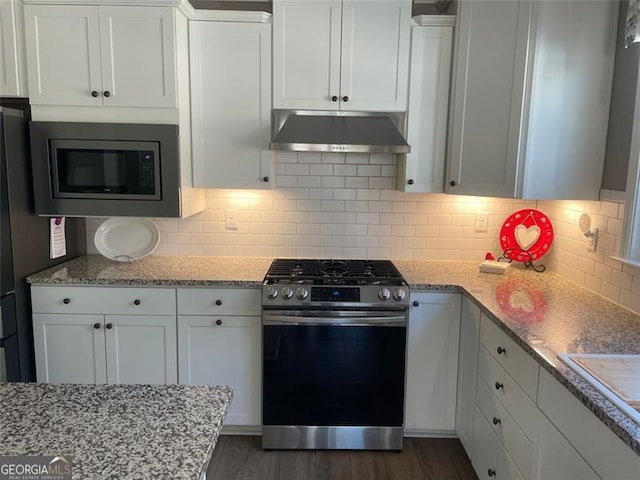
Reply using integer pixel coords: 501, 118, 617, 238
0, 383, 232, 480
394, 260, 640, 456
27, 255, 272, 287
26, 255, 640, 456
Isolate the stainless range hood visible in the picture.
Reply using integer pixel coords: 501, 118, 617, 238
271, 110, 410, 154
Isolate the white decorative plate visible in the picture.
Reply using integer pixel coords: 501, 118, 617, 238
94, 217, 160, 262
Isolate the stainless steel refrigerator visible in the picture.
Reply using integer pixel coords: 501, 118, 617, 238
0, 102, 86, 382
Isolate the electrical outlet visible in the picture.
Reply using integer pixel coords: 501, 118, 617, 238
475, 213, 488, 233
225, 209, 238, 230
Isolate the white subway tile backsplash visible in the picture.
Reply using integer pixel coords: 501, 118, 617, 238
81, 152, 639, 315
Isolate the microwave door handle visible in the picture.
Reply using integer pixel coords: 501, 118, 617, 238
262, 314, 406, 326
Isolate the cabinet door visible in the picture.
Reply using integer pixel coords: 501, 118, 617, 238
273, 0, 342, 110
446, 0, 531, 197
98, 6, 176, 108
178, 316, 261, 426
456, 296, 480, 455
531, 416, 600, 480
0, 0, 25, 96
190, 21, 272, 189
405, 292, 460, 432
32, 313, 107, 384
400, 22, 453, 192
104, 315, 177, 385
340, 0, 411, 111
24, 5, 102, 106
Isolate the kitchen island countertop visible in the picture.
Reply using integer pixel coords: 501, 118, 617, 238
0, 382, 232, 480
27, 255, 640, 456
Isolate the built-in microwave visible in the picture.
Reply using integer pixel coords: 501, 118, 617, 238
30, 122, 181, 217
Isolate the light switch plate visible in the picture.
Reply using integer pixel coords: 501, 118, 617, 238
475, 213, 488, 233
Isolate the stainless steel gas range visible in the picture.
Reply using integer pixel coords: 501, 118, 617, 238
261, 259, 409, 450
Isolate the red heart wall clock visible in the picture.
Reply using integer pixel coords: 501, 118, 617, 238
499, 209, 554, 271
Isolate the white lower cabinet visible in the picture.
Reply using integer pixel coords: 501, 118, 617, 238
32, 313, 177, 385
177, 315, 260, 426
456, 296, 480, 454
461, 311, 640, 480
104, 315, 177, 385
177, 288, 261, 427
31, 286, 177, 385
33, 314, 107, 384
405, 292, 460, 433
531, 415, 599, 480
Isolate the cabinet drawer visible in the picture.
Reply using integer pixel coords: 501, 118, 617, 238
31, 286, 175, 315
178, 315, 258, 329
177, 288, 261, 316
477, 345, 539, 440
480, 314, 539, 399
476, 375, 534, 478
472, 405, 526, 480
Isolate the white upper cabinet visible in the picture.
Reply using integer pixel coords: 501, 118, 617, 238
399, 16, 454, 193
24, 4, 176, 108
273, 0, 411, 111
447, 0, 618, 199
190, 20, 272, 189
0, 0, 28, 97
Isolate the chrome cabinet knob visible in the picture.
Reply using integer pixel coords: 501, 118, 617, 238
265, 287, 278, 299
281, 287, 294, 300
392, 288, 406, 301
295, 287, 309, 300
378, 288, 391, 301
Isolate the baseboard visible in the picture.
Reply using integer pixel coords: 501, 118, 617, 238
403, 429, 458, 438
221, 425, 262, 435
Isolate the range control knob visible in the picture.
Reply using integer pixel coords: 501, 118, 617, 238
295, 287, 309, 300
281, 287, 294, 300
378, 288, 391, 301
265, 286, 278, 299
393, 288, 406, 301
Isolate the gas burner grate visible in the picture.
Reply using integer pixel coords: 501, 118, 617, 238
264, 259, 405, 285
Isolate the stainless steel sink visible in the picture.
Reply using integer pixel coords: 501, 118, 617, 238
559, 354, 640, 426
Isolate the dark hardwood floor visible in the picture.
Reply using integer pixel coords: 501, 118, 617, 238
208, 436, 478, 480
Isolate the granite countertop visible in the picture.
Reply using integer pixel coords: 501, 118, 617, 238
27, 255, 272, 287
0, 383, 232, 480
27, 255, 640, 456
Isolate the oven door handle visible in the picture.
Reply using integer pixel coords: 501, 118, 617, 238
263, 314, 406, 326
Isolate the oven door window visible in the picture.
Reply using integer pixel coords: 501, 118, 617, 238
51, 140, 161, 200
263, 324, 406, 427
